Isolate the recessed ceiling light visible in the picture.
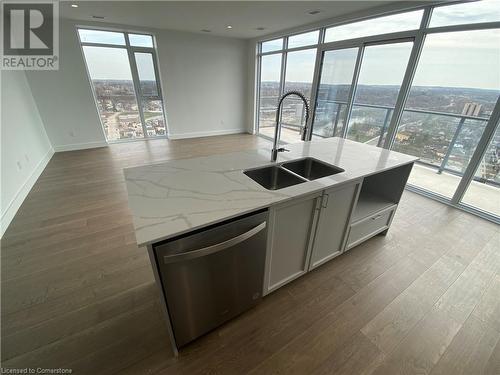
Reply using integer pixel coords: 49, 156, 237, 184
71, 4, 78, 8
256, 27, 266, 31
92, 15, 105, 19
308, 10, 321, 15
201, 29, 211, 33
226, 25, 233, 29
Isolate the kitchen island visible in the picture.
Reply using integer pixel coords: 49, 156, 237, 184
124, 137, 418, 354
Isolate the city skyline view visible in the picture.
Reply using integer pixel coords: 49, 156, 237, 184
259, 81, 499, 186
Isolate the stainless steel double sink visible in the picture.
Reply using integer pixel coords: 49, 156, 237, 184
244, 157, 344, 190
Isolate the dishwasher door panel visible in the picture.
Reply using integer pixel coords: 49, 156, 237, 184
154, 210, 268, 347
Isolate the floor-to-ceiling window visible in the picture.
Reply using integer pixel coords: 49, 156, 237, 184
257, 31, 319, 142
258, 41, 283, 133
313, 47, 358, 138
393, 29, 499, 201
346, 42, 413, 146
78, 29, 167, 141
255, 0, 500, 222
281, 48, 316, 142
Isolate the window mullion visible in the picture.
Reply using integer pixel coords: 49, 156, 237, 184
342, 45, 365, 138
150, 49, 169, 136
382, 6, 433, 149
306, 44, 324, 141
278, 52, 287, 96
255, 46, 262, 135
125, 33, 149, 138
276, 49, 287, 139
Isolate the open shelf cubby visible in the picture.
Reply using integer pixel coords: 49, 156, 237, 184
352, 163, 413, 223
351, 192, 395, 223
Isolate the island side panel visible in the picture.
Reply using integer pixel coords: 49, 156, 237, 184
345, 162, 415, 250
146, 244, 179, 357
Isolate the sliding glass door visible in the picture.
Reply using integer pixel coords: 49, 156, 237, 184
346, 41, 413, 146
78, 29, 167, 141
312, 47, 359, 138
280, 48, 317, 142
311, 39, 413, 143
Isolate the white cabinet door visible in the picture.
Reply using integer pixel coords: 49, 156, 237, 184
264, 193, 320, 294
309, 182, 359, 270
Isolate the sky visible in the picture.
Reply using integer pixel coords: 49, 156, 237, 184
80, 29, 156, 81
261, 28, 500, 90
260, 1, 500, 91
83, 46, 156, 81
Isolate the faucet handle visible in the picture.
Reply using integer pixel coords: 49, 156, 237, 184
277, 147, 289, 153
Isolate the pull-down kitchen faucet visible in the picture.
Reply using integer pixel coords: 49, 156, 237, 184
271, 91, 310, 162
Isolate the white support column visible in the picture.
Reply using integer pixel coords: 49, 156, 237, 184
382, 6, 433, 149
306, 30, 325, 141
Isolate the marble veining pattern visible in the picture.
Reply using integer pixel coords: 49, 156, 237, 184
124, 137, 418, 246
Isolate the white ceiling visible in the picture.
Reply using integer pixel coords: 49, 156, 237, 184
61, 1, 419, 39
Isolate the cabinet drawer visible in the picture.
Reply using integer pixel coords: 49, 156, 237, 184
346, 205, 396, 250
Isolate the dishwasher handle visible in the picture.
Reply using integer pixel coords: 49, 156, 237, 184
163, 222, 266, 264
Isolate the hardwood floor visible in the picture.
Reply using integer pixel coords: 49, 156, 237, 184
1, 134, 499, 374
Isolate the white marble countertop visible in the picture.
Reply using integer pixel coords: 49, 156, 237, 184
124, 137, 418, 246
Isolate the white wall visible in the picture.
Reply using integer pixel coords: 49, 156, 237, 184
25, 19, 250, 148
156, 28, 249, 139
25, 19, 107, 152
1, 70, 54, 236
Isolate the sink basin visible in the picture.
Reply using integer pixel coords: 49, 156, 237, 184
244, 165, 306, 190
282, 157, 344, 180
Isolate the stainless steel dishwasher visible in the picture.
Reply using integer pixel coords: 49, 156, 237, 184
154, 209, 268, 348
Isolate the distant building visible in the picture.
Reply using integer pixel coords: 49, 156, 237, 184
395, 133, 410, 142
462, 102, 482, 116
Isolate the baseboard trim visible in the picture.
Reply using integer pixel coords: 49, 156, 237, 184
53, 141, 108, 152
168, 128, 245, 140
1, 147, 54, 237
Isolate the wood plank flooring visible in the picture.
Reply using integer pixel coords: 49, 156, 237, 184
1, 134, 499, 374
